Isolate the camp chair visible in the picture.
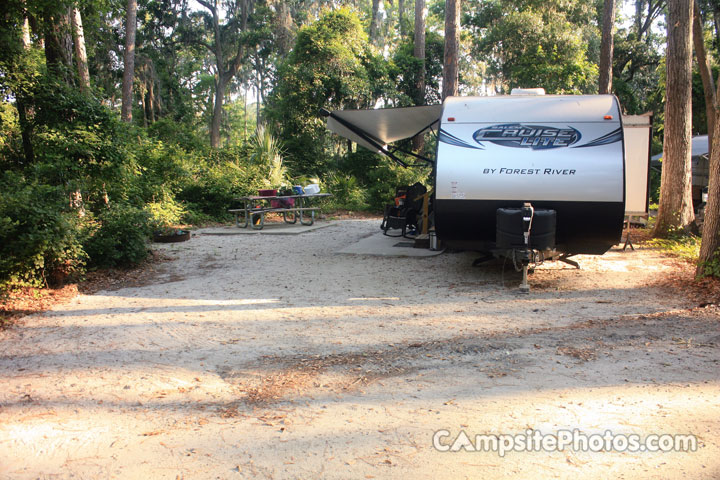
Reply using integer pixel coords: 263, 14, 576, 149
381, 182, 427, 238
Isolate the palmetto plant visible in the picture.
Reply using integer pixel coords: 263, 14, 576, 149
250, 125, 289, 189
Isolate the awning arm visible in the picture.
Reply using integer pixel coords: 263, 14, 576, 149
320, 109, 434, 167
386, 145, 434, 167
386, 118, 438, 166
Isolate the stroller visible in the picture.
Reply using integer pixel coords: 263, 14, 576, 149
380, 182, 427, 238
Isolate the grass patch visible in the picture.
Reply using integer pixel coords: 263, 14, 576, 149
645, 233, 701, 262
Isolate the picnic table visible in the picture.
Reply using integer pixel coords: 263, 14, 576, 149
229, 193, 332, 230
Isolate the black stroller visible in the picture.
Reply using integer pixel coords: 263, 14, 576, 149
380, 182, 427, 238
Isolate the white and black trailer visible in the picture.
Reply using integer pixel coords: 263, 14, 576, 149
324, 92, 651, 290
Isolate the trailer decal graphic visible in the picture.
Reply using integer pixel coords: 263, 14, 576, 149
573, 128, 623, 148
472, 124, 581, 150
439, 129, 484, 149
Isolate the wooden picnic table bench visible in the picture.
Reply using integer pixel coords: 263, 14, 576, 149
229, 193, 332, 230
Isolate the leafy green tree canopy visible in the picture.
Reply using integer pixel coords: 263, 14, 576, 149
266, 8, 389, 175
467, 0, 599, 94
391, 31, 445, 106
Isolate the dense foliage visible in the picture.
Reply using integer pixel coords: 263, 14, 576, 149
467, 0, 600, 94
266, 9, 385, 175
0, 173, 85, 287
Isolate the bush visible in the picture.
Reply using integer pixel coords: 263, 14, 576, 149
332, 149, 431, 212
649, 167, 661, 204
249, 125, 289, 188
144, 196, 187, 230
134, 137, 196, 201
83, 203, 152, 269
176, 154, 262, 220
698, 250, 720, 279
147, 117, 207, 153
29, 77, 140, 204
180, 208, 215, 226
645, 230, 701, 262
363, 157, 431, 212
325, 173, 367, 211
0, 173, 85, 289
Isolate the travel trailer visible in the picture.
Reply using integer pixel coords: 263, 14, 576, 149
324, 91, 651, 291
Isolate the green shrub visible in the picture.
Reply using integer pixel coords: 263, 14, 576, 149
645, 230, 701, 262
29, 77, 140, 204
134, 137, 196, 201
649, 167, 661, 204
332, 150, 431, 212
363, 157, 431, 212
83, 203, 152, 268
0, 173, 86, 289
147, 117, 207, 153
698, 250, 720, 279
249, 125, 289, 189
325, 173, 367, 211
144, 196, 187, 230
176, 158, 261, 220
180, 208, 215, 226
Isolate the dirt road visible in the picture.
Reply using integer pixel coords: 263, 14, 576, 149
1, 219, 718, 479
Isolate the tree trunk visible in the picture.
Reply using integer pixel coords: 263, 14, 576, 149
17, 15, 34, 164
256, 74, 261, 127
211, 77, 225, 148
697, 108, 720, 276
15, 96, 34, 164
257, 53, 266, 105
121, 0, 137, 122
140, 87, 147, 127
147, 79, 156, 123
414, 0, 426, 103
43, 8, 74, 80
22, 16, 31, 47
370, 0, 385, 46
139, 57, 157, 123
696, 3, 720, 276
693, 0, 716, 157
27, 14, 44, 48
653, 0, 695, 237
442, 0, 461, 100
398, 0, 405, 37
370, 0, 383, 46
71, 8, 90, 91
208, 0, 225, 147
714, 8, 720, 52
276, 2, 294, 54
598, 0, 615, 94
412, 0, 426, 151
198, 0, 251, 148
633, 0, 665, 43
243, 87, 248, 142
70, 191, 85, 216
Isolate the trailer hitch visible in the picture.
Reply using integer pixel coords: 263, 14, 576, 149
517, 203, 535, 293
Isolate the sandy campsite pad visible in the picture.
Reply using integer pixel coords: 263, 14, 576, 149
1, 219, 719, 479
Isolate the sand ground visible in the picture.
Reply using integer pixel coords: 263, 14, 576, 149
1, 219, 718, 479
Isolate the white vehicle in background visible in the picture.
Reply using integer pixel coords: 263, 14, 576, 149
697, 186, 709, 226
651, 135, 710, 212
